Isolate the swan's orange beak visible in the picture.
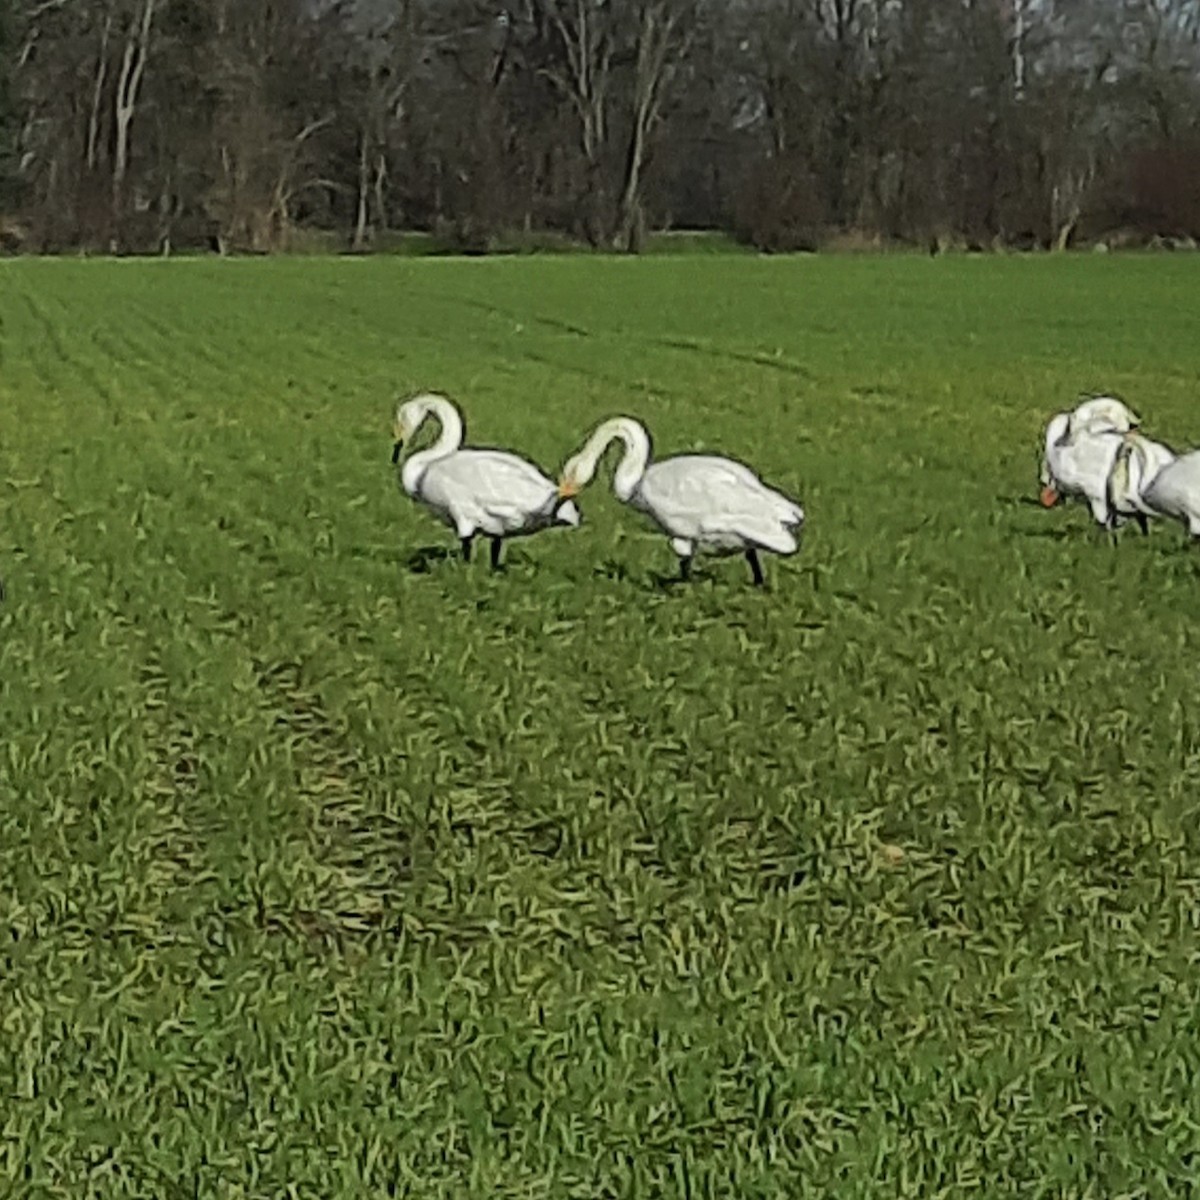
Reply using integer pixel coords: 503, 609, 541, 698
558, 478, 579, 499
1039, 486, 1059, 508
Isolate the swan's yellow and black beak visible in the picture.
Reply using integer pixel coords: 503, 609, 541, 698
391, 425, 405, 464
557, 478, 579, 499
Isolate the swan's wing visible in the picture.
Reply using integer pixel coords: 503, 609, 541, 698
1072, 396, 1139, 433
1144, 451, 1200, 522
1143, 438, 1177, 476
420, 450, 558, 527
663, 456, 803, 520
639, 455, 803, 549
1054, 430, 1122, 501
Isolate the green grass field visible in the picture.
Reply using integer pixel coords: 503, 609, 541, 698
2, 254, 1199, 1197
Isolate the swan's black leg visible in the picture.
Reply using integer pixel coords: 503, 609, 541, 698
1136, 512, 1149, 536
746, 549, 765, 587
460, 537, 473, 562
678, 555, 693, 583
490, 537, 504, 570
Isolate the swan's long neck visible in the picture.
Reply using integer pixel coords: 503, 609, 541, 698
580, 417, 651, 502
1126, 433, 1171, 492
401, 394, 464, 494
1042, 414, 1070, 483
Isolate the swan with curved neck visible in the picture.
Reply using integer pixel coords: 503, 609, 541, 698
393, 392, 464, 494
391, 391, 580, 568
558, 415, 804, 586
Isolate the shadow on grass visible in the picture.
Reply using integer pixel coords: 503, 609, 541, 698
592, 556, 634, 584
1019, 526, 1076, 541
405, 544, 459, 574
649, 570, 690, 592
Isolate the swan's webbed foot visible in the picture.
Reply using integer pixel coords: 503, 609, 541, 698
746, 549, 765, 587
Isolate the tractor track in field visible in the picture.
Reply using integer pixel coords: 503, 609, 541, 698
99, 430, 437, 948
16, 283, 119, 403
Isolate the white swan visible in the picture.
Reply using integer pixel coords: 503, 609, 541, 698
1039, 396, 1141, 524
1105, 431, 1178, 534
557, 415, 804, 586
391, 392, 580, 567
1141, 449, 1200, 540
1040, 416, 1129, 527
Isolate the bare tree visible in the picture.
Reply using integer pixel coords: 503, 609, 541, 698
531, 0, 615, 241
343, 1, 423, 249
615, 0, 696, 250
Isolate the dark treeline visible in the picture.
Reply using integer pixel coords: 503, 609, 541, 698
2, 0, 1199, 255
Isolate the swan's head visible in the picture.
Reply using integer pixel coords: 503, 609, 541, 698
1074, 395, 1139, 434
391, 396, 424, 462
392, 392, 454, 462
557, 450, 590, 499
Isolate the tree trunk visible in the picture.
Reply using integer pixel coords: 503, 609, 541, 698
112, 0, 157, 241
616, 3, 683, 253
353, 131, 370, 250
616, 111, 649, 250
86, 15, 113, 173
373, 153, 389, 232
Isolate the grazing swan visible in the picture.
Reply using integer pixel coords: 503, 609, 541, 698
391, 392, 580, 568
1105, 432, 1178, 534
1141, 449, 1200, 540
557, 415, 804, 586
1039, 414, 1123, 525
1039, 396, 1142, 522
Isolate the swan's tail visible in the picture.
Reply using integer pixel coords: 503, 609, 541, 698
704, 513, 800, 555
761, 485, 805, 528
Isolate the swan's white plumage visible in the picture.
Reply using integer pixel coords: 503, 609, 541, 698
417, 450, 578, 537
1040, 395, 1144, 526
1142, 450, 1200, 538
392, 393, 579, 554
1070, 395, 1140, 434
1041, 418, 1125, 526
638, 456, 803, 555
1106, 432, 1177, 524
559, 416, 803, 579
